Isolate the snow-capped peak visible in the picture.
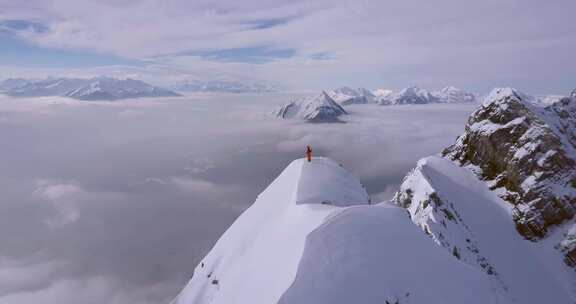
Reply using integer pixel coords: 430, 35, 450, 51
331, 86, 359, 97
483, 87, 537, 106
274, 92, 348, 122
433, 86, 477, 103
384, 86, 437, 105
372, 88, 393, 97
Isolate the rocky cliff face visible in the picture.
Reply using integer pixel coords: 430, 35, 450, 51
392, 88, 576, 300
395, 87, 576, 271
442, 88, 576, 241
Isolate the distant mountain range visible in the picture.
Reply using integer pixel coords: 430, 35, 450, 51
170, 80, 277, 93
326, 86, 478, 105
0, 77, 181, 100
274, 86, 478, 122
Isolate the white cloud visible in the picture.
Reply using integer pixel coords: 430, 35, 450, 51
0, 272, 177, 304
32, 179, 123, 227
0, 257, 67, 296
1, 0, 575, 91
169, 177, 218, 193
33, 180, 85, 226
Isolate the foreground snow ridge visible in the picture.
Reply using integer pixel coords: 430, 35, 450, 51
395, 156, 573, 303
172, 158, 506, 304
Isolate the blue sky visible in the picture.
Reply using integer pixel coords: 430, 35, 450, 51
0, 33, 141, 68
0, 19, 142, 69
0, 0, 575, 93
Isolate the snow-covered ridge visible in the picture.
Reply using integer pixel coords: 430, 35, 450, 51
394, 88, 576, 300
393, 156, 574, 303
274, 92, 348, 122
0, 77, 180, 100
173, 157, 508, 304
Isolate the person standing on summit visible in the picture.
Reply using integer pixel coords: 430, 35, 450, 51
306, 145, 312, 162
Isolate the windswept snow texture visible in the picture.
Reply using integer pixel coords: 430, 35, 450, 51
394, 156, 574, 303
173, 158, 507, 304
0, 77, 180, 100
274, 92, 347, 122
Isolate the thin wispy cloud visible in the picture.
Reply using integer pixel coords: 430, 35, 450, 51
0, 0, 574, 92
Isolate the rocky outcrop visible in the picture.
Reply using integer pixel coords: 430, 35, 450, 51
441, 88, 576, 240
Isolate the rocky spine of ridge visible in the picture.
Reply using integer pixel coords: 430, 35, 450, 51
394, 87, 576, 269
441, 88, 576, 241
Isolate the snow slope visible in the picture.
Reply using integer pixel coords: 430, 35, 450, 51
274, 92, 348, 122
173, 158, 508, 304
279, 205, 506, 304
394, 156, 573, 303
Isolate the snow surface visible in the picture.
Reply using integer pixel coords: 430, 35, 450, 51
173, 157, 509, 304
396, 156, 574, 303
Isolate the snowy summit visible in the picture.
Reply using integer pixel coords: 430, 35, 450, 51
274, 92, 348, 122
172, 157, 509, 304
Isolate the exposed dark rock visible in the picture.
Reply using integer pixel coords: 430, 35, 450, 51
442, 88, 576, 241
